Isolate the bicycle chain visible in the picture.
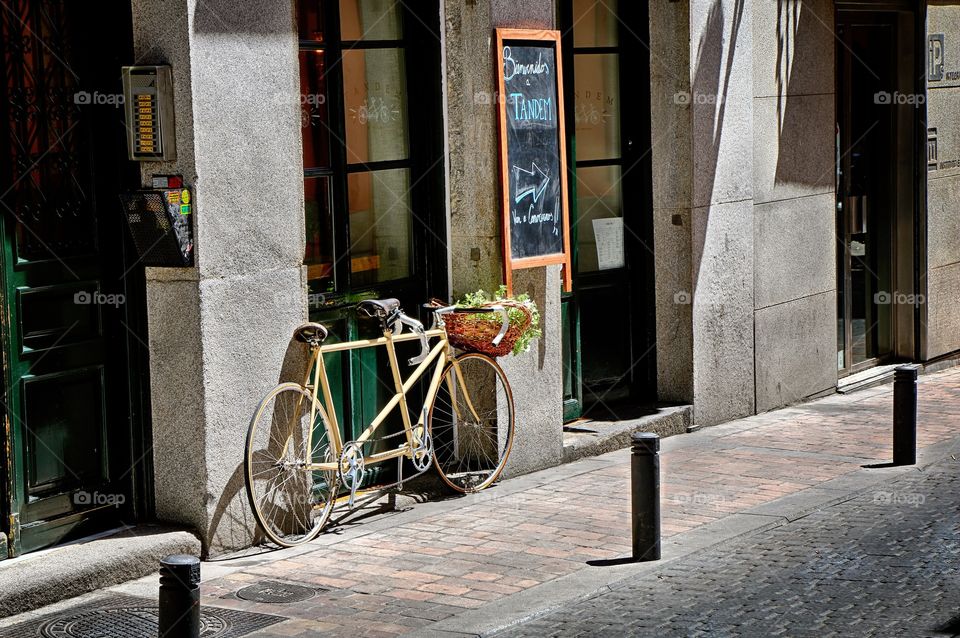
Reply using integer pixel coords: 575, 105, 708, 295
338, 417, 434, 505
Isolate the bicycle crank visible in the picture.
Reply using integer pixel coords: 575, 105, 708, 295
338, 441, 365, 509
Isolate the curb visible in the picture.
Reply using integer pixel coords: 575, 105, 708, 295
0, 525, 200, 619
561, 405, 691, 464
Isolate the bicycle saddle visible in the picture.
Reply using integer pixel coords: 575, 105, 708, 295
356, 298, 400, 319
293, 322, 329, 345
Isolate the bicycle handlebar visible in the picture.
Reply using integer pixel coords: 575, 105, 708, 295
397, 312, 431, 365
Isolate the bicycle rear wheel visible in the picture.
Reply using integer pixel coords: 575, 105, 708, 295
428, 353, 515, 492
245, 383, 338, 546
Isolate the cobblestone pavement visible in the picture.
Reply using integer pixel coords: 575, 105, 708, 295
192, 367, 960, 637
498, 454, 960, 638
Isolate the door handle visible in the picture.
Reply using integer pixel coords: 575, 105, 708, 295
845, 195, 868, 234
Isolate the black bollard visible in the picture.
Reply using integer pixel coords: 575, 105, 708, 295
893, 364, 919, 466
631, 432, 661, 561
158, 555, 200, 638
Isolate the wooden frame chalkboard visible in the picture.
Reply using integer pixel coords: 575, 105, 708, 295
495, 28, 573, 294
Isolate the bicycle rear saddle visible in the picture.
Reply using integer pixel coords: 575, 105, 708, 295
293, 322, 329, 346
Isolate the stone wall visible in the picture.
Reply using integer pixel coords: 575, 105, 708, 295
688, 0, 756, 426
651, 0, 839, 425
650, 0, 694, 404
925, 2, 960, 359
651, 0, 756, 426
752, 0, 837, 411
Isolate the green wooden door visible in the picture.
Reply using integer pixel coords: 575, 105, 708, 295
0, 1, 142, 555
561, 0, 657, 420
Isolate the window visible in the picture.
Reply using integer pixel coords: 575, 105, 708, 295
298, 0, 416, 297
570, 0, 623, 273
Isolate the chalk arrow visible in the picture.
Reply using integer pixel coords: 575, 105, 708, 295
513, 162, 550, 205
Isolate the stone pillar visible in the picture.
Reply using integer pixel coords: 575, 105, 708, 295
752, 0, 837, 411
443, 0, 563, 474
132, 0, 306, 555
650, 0, 694, 404
925, 3, 960, 360
651, 0, 755, 426
688, 0, 755, 426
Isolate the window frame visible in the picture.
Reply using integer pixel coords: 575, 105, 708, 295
298, 0, 422, 302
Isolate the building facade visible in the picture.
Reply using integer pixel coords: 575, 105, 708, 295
0, 0, 957, 557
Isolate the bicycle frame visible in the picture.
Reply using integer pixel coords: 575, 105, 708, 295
301, 326, 463, 472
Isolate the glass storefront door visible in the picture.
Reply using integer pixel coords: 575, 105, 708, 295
835, 6, 918, 375
560, 0, 656, 420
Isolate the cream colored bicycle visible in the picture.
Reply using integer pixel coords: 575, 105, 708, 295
244, 298, 515, 547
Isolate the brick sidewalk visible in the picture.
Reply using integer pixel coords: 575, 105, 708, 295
199, 367, 960, 637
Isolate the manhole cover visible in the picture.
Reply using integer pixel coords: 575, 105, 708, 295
0, 595, 283, 638
236, 580, 319, 604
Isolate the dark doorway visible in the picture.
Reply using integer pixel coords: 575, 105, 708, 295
560, 0, 656, 420
0, 1, 148, 555
835, 4, 919, 376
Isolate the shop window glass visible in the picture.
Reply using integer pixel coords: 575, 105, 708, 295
342, 48, 409, 164
299, 51, 331, 169
305, 176, 336, 284
572, 0, 618, 48
573, 54, 620, 162
347, 168, 411, 284
298, 1, 325, 41
575, 165, 622, 273
340, 0, 402, 41
297, 0, 414, 295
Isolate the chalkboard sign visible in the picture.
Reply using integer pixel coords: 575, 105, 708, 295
495, 29, 572, 293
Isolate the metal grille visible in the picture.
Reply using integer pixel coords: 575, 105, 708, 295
0, 0, 97, 261
0, 595, 284, 638
119, 190, 193, 266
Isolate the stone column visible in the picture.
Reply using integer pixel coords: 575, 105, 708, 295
688, 0, 755, 426
443, 0, 564, 474
650, 0, 694, 404
752, 0, 837, 411
651, 0, 755, 426
925, 3, 960, 360
132, 0, 306, 555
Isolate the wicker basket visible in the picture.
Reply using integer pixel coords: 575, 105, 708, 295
434, 300, 532, 357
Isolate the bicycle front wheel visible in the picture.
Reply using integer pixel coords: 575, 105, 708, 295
429, 353, 515, 492
245, 383, 339, 547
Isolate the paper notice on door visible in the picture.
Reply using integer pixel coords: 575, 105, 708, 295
593, 217, 624, 270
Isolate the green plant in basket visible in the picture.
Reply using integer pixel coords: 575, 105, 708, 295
455, 285, 542, 356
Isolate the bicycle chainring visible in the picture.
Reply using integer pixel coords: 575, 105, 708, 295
410, 431, 433, 473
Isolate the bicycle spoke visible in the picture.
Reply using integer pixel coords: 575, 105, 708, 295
429, 354, 514, 492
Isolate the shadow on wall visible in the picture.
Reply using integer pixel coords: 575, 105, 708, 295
192, 0, 288, 34
775, 0, 832, 186
690, 0, 746, 286
205, 336, 313, 556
